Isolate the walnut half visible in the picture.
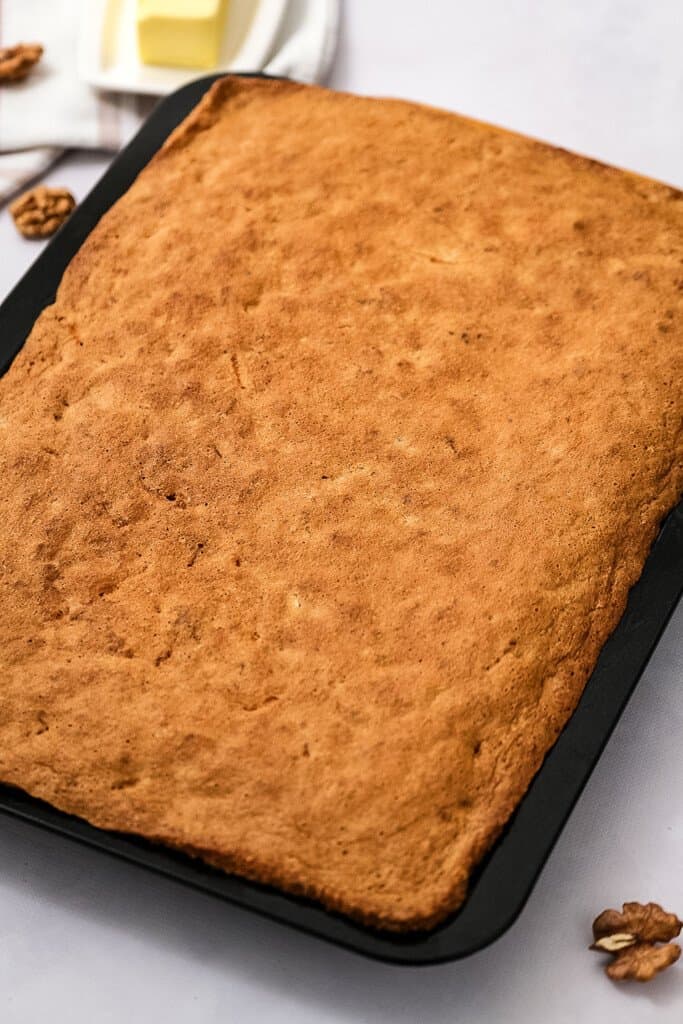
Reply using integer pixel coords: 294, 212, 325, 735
10, 187, 76, 239
591, 901, 682, 983
0, 43, 43, 83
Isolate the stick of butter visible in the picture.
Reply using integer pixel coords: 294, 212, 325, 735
137, 0, 229, 70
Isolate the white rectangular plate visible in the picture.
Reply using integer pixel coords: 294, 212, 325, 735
78, 0, 288, 95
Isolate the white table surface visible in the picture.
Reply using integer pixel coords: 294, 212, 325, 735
1, 2, 682, 1021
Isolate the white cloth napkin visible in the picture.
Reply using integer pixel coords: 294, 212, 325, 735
0, 0, 339, 204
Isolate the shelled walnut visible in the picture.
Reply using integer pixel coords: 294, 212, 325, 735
10, 187, 76, 239
591, 902, 682, 982
0, 43, 43, 83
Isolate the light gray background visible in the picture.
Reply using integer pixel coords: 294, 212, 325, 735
1, 2, 682, 1021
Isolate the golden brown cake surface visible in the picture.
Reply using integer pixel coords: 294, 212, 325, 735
0, 77, 681, 931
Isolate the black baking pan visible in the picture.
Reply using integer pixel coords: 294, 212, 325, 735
1, 73, 682, 965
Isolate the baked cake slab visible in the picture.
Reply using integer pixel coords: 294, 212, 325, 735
0, 77, 681, 931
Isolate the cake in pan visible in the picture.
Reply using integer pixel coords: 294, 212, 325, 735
0, 77, 681, 931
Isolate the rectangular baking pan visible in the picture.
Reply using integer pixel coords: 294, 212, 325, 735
1, 74, 681, 965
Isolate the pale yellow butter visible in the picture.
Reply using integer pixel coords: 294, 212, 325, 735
137, 0, 228, 70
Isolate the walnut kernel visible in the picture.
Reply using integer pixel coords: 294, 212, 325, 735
591, 901, 682, 983
0, 43, 43, 83
10, 187, 76, 239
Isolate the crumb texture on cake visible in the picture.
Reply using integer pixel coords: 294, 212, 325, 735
0, 76, 681, 931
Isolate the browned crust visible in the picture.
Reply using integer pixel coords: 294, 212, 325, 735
0, 77, 681, 931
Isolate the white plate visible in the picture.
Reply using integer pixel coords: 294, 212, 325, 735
78, 0, 288, 96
